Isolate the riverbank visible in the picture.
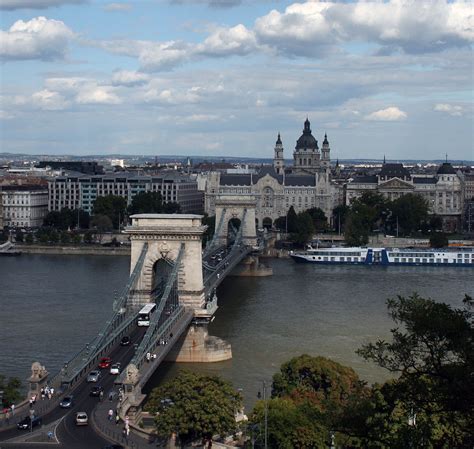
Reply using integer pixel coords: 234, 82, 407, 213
15, 244, 131, 256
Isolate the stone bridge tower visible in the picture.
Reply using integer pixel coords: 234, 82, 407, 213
125, 214, 207, 315
214, 195, 257, 246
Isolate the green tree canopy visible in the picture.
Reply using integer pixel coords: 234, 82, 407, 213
0, 375, 22, 407
333, 204, 349, 234
128, 191, 163, 215
357, 294, 474, 446
388, 193, 429, 236
429, 232, 449, 248
292, 212, 315, 246
144, 370, 242, 446
286, 206, 298, 233
306, 207, 328, 231
93, 195, 127, 230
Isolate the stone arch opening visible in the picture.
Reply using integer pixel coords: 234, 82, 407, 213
227, 217, 241, 244
262, 217, 272, 229
151, 258, 173, 300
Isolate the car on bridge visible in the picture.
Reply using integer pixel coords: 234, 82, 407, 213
17, 415, 42, 430
120, 335, 131, 346
109, 363, 121, 375
75, 412, 88, 426
59, 395, 74, 408
98, 357, 112, 369
87, 370, 101, 382
89, 386, 104, 397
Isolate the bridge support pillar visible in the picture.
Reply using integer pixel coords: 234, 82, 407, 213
165, 323, 232, 363
231, 255, 273, 277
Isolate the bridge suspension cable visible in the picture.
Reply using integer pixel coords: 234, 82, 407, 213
55, 242, 149, 386
130, 243, 185, 369
203, 208, 226, 256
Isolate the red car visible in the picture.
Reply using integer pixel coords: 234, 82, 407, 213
98, 357, 112, 369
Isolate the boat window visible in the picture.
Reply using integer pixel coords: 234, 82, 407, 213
436, 258, 441, 263
408, 258, 413, 263
457, 259, 463, 263
415, 258, 420, 263
422, 258, 427, 263
340, 257, 344, 261
330, 257, 335, 261
347, 257, 351, 262
401, 258, 406, 262
323, 257, 328, 261
443, 259, 448, 263
394, 258, 399, 262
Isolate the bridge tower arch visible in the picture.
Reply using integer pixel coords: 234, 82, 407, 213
214, 195, 257, 246
125, 214, 207, 315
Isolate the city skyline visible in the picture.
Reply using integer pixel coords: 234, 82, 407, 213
1, 0, 473, 160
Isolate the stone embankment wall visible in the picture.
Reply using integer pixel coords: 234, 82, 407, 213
17, 244, 131, 256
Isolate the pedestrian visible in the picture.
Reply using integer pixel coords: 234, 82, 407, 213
5, 411, 10, 425
146, 352, 151, 363
32, 394, 37, 404
47, 430, 53, 440
108, 409, 113, 421
108, 391, 113, 401
41, 388, 45, 400
99, 390, 104, 402
50, 387, 54, 397
153, 353, 157, 360
29, 398, 33, 409
126, 426, 130, 437
10, 403, 15, 415
170, 332, 173, 339
115, 413, 120, 425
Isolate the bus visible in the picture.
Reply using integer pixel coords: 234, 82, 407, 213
137, 303, 156, 327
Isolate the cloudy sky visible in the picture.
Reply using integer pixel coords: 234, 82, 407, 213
0, 0, 473, 160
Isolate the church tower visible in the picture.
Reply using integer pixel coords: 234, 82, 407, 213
293, 118, 320, 174
273, 132, 285, 175
321, 133, 330, 168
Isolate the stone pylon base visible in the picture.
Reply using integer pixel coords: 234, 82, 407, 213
230, 255, 273, 277
165, 324, 232, 363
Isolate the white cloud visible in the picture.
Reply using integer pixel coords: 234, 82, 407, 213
111, 70, 149, 87
75, 87, 121, 105
0, 16, 74, 61
434, 103, 463, 116
365, 106, 407, 121
31, 89, 70, 110
0, 110, 15, 119
197, 24, 257, 56
0, 0, 85, 10
104, 3, 132, 12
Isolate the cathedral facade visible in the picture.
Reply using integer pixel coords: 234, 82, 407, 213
204, 119, 338, 227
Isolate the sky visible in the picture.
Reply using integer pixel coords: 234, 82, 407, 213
0, 0, 473, 161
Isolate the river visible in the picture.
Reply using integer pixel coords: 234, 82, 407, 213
1, 254, 472, 408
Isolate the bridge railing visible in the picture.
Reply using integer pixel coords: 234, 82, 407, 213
52, 243, 149, 388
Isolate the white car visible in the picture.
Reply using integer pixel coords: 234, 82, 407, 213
109, 363, 121, 375
75, 412, 88, 426
87, 370, 101, 382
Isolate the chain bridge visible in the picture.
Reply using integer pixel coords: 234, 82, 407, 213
32, 199, 267, 415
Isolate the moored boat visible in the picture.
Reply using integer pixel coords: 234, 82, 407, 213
289, 246, 474, 266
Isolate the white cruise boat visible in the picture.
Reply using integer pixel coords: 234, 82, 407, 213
289, 246, 474, 266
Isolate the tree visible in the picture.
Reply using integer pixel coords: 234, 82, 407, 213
93, 195, 127, 230
60, 231, 71, 244
286, 206, 298, 233
357, 294, 474, 446
292, 212, 315, 246
83, 231, 95, 244
25, 233, 34, 244
144, 370, 242, 447
15, 230, 24, 242
163, 202, 181, 213
333, 204, 349, 234
306, 207, 328, 232
388, 194, 429, 236
429, 232, 449, 248
128, 191, 164, 215
90, 214, 113, 242
0, 375, 22, 407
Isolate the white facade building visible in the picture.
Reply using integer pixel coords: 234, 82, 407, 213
345, 162, 464, 231
1, 185, 49, 228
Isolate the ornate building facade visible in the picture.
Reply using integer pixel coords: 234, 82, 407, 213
345, 162, 464, 231
204, 119, 338, 227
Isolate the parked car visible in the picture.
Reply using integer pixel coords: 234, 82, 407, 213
109, 363, 121, 375
75, 412, 88, 426
98, 357, 112, 369
87, 370, 101, 382
17, 415, 42, 430
89, 386, 104, 397
59, 395, 74, 408
120, 336, 131, 346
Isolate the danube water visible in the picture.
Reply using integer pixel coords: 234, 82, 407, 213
1, 255, 472, 408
